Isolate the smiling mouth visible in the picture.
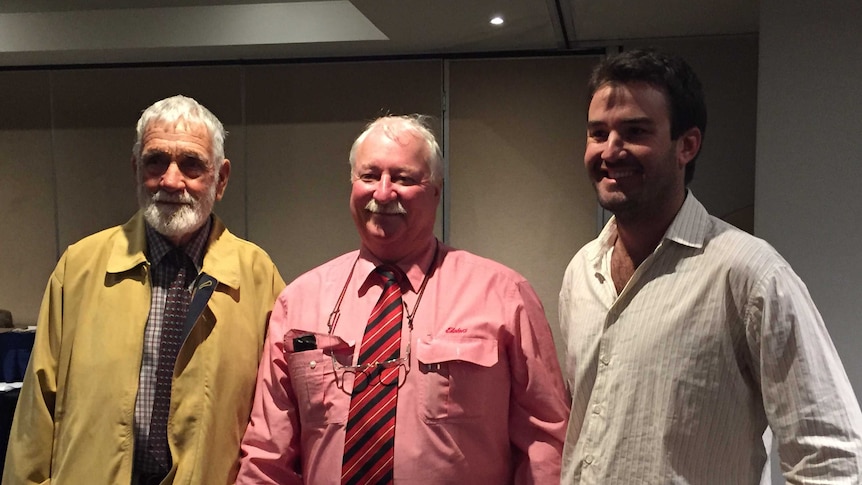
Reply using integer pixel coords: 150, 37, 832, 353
603, 168, 638, 180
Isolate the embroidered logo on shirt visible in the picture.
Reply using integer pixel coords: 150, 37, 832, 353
445, 327, 467, 334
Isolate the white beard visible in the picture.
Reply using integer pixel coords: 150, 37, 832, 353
137, 183, 216, 241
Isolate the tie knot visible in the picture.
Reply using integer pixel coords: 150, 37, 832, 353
168, 248, 197, 288
374, 264, 402, 286
169, 247, 191, 268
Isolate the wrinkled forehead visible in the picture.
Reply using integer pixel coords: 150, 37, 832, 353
141, 118, 214, 155
145, 116, 208, 135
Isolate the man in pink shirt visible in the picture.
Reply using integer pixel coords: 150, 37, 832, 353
236, 114, 569, 484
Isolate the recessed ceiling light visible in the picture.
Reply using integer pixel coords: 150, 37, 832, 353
490, 16, 504, 26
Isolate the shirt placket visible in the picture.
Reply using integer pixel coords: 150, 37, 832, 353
577, 252, 618, 481
579, 241, 666, 481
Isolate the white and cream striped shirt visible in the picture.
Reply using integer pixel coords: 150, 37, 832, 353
559, 192, 862, 484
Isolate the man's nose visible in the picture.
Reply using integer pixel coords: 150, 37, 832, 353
601, 132, 628, 162
373, 174, 397, 203
159, 161, 186, 191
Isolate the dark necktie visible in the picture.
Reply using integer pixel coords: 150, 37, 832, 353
145, 248, 193, 476
342, 265, 403, 485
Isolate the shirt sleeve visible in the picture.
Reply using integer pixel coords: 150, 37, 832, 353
2, 255, 65, 484
747, 263, 862, 483
508, 280, 571, 485
236, 293, 303, 485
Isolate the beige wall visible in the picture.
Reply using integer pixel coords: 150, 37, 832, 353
758, 0, 862, 454
447, 55, 600, 343
0, 71, 55, 326
242, 60, 443, 279
628, 36, 759, 227
0, 42, 757, 342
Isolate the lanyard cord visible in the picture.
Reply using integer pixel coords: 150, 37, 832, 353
327, 240, 439, 334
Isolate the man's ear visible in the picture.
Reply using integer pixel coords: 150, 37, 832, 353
677, 126, 702, 168
215, 159, 231, 201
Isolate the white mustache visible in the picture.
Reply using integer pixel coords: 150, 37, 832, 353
365, 199, 406, 215
151, 190, 195, 204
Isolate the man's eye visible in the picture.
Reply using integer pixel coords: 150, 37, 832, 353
393, 176, 417, 186
142, 156, 169, 173
359, 174, 379, 182
588, 131, 608, 141
179, 159, 206, 178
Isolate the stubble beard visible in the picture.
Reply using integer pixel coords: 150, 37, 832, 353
594, 148, 683, 224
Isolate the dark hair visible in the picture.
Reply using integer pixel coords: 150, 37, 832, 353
588, 49, 707, 184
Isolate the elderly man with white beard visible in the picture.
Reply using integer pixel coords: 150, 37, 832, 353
3, 95, 285, 485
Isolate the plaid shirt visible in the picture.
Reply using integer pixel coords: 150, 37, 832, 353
133, 218, 211, 467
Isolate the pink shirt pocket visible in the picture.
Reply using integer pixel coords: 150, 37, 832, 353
415, 336, 503, 422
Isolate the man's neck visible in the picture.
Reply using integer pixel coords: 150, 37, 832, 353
144, 216, 212, 267
362, 237, 437, 271
614, 219, 669, 269
613, 190, 687, 268
609, 218, 670, 296
608, 192, 687, 296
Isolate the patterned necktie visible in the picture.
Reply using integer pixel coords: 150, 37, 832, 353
145, 248, 193, 475
342, 265, 404, 485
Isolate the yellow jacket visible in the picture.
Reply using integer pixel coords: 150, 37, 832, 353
3, 213, 285, 485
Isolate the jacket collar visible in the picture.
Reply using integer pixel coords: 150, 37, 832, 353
106, 213, 148, 275
200, 216, 241, 291
105, 211, 242, 291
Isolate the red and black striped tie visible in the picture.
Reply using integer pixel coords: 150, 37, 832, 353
342, 265, 403, 484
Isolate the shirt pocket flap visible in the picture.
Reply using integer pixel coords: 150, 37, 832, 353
416, 337, 498, 368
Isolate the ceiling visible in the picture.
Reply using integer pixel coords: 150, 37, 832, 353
0, 0, 759, 67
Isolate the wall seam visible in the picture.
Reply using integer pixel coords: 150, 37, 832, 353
442, 59, 450, 244
48, 71, 60, 260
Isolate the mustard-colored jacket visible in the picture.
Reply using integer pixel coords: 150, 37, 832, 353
3, 213, 285, 485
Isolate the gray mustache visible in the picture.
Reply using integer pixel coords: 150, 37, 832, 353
365, 200, 407, 215
151, 190, 194, 204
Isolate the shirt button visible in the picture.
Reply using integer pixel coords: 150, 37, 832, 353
309, 360, 317, 369
599, 353, 610, 365
584, 454, 594, 465
592, 405, 601, 415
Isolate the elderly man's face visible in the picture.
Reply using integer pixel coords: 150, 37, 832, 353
349, 128, 441, 263
134, 119, 230, 246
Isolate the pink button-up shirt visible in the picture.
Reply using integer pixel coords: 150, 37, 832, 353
237, 239, 569, 484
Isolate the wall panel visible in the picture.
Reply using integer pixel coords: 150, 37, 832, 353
625, 36, 758, 231
49, 66, 246, 248
0, 71, 54, 326
244, 60, 443, 280
447, 56, 601, 353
